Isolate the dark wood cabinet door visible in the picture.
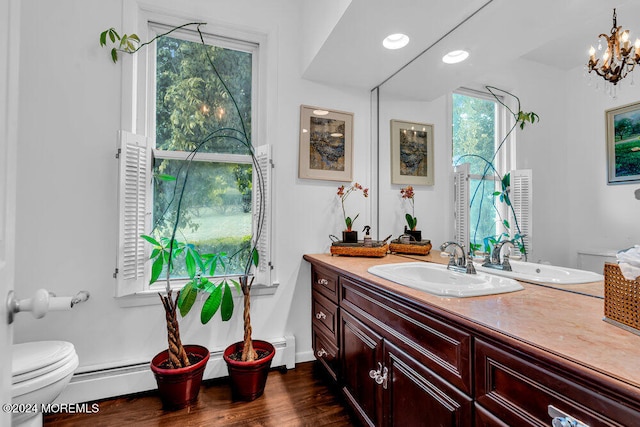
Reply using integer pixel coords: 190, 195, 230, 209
383, 340, 472, 427
475, 338, 638, 426
341, 310, 383, 427
312, 327, 340, 381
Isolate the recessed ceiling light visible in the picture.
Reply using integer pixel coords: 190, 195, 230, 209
442, 50, 469, 64
383, 33, 410, 50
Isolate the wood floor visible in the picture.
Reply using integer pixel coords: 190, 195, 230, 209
44, 362, 357, 426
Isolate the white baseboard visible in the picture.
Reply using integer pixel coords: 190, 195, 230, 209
55, 335, 296, 405
295, 349, 315, 364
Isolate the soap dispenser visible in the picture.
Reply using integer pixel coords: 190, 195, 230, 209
363, 225, 373, 247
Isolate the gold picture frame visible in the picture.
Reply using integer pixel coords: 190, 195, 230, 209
390, 119, 434, 185
606, 101, 640, 184
299, 105, 353, 181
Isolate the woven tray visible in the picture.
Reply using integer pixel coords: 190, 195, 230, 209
330, 242, 389, 258
389, 239, 432, 256
603, 262, 640, 335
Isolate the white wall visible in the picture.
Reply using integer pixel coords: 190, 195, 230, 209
377, 91, 454, 248
13, 0, 371, 382
300, 0, 352, 74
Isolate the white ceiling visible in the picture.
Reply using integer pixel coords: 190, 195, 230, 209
302, 0, 640, 100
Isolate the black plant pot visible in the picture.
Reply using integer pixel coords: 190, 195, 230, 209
404, 226, 422, 242
342, 231, 358, 243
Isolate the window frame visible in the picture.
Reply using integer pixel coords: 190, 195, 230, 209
115, 7, 272, 299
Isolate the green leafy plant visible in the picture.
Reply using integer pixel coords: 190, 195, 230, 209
337, 182, 369, 231
140, 234, 238, 324
400, 185, 417, 230
102, 22, 265, 368
99, 22, 202, 63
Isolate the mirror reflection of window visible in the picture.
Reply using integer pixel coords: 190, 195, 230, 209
452, 89, 510, 251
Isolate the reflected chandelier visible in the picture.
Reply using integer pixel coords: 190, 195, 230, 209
588, 8, 640, 86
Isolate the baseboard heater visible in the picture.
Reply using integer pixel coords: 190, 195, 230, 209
55, 335, 296, 405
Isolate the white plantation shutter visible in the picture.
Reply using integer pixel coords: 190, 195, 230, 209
253, 144, 272, 286
453, 163, 470, 253
115, 131, 151, 297
509, 169, 532, 256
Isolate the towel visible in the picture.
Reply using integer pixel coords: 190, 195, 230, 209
617, 245, 640, 281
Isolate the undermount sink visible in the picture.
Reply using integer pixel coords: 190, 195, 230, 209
474, 260, 604, 285
367, 262, 523, 298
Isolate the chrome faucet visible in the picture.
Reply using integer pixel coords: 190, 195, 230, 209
439, 241, 476, 274
483, 240, 516, 271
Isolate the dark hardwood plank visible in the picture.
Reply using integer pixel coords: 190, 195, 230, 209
44, 362, 357, 426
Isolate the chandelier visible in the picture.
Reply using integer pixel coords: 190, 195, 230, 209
587, 8, 640, 86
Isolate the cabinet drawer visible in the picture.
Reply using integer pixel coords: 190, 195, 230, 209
312, 265, 339, 303
313, 327, 339, 381
312, 290, 338, 342
475, 338, 639, 426
340, 276, 472, 395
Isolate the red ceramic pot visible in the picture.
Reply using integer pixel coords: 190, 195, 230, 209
150, 344, 210, 410
223, 340, 276, 401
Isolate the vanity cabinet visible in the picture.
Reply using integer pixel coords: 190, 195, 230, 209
305, 256, 640, 427
313, 267, 473, 426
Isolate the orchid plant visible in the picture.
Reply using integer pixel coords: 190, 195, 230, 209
337, 182, 369, 231
400, 185, 417, 231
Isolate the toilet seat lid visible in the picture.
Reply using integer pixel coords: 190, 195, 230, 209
12, 341, 76, 377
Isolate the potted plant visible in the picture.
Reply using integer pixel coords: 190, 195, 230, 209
101, 21, 274, 405
337, 182, 369, 243
400, 185, 421, 242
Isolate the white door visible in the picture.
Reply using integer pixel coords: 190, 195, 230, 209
0, 0, 20, 423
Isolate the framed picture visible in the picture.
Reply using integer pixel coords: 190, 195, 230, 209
606, 102, 640, 184
299, 105, 353, 181
390, 119, 434, 185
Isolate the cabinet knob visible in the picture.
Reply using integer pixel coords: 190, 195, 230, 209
548, 405, 589, 427
316, 348, 328, 358
315, 311, 327, 320
368, 362, 389, 389
317, 278, 329, 285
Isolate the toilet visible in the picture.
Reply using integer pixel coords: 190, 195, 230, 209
11, 341, 79, 427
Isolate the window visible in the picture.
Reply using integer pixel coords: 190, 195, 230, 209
452, 89, 517, 254
115, 20, 271, 297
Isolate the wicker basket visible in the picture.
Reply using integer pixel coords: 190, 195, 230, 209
603, 262, 640, 335
389, 239, 432, 256
330, 242, 389, 258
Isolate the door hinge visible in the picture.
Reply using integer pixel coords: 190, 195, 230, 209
115, 148, 121, 159
113, 268, 119, 279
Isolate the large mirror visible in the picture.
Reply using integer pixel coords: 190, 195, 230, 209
373, 0, 640, 298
